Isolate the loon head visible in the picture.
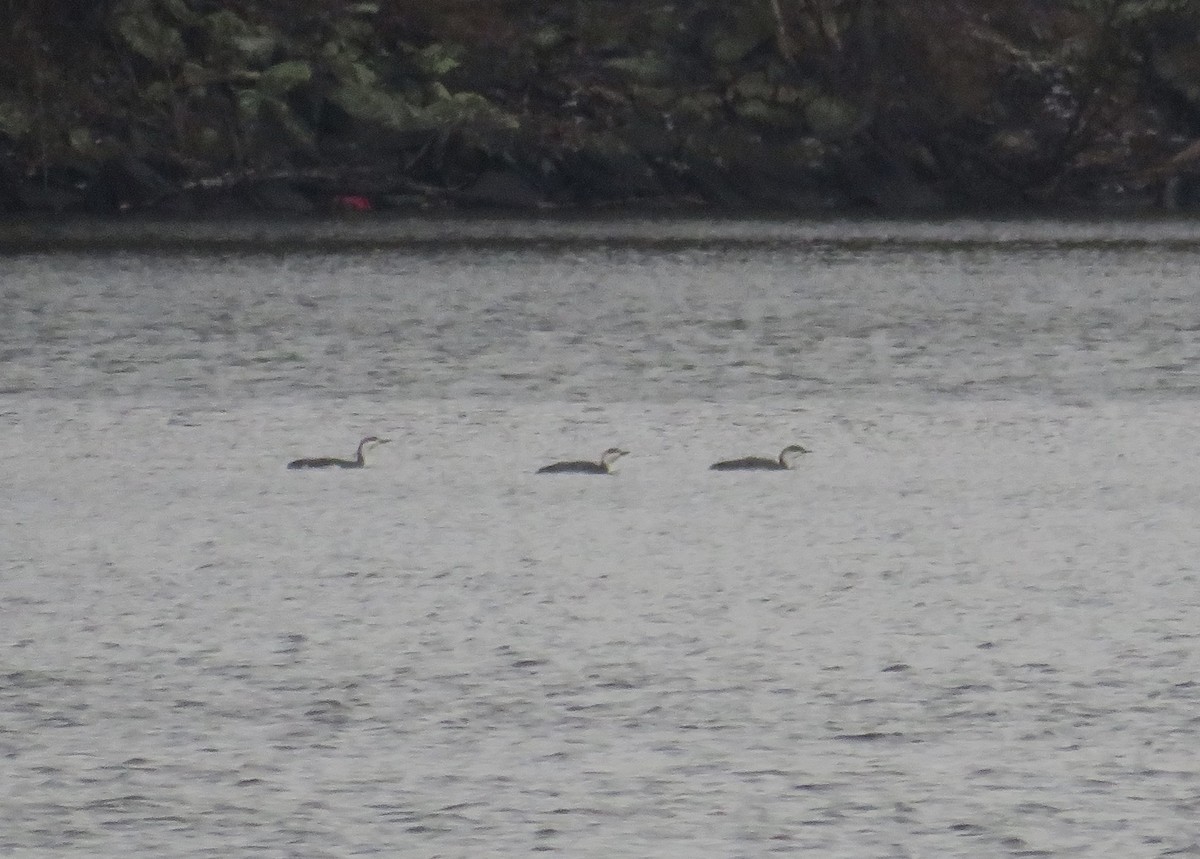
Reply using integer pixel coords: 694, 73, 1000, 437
356, 436, 391, 457
779, 444, 811, 466
600, 447, 630, 467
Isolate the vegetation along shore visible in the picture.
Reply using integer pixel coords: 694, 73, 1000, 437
4, 0, 1200, 219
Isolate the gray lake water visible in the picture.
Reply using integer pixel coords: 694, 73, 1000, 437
2, 217, 1199, 857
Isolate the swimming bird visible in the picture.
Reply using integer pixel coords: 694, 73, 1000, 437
537, 447, 629, 474
287, 436, 390, 469
709, 444, 810, 471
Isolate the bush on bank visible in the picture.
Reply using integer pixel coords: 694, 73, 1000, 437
3, 0, 1200, 216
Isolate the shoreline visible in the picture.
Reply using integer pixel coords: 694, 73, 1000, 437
4, 209, 1200, 254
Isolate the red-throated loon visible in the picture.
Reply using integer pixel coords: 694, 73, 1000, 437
287, 436, 390, 469
709, 444, 810, 471
537, 447, 629, 474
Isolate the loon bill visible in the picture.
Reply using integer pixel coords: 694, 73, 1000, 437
288, 436, 390, 469
537, 447, 629, 474
709, 444, 810, 471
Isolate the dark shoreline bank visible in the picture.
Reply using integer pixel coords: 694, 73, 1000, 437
5, 210, 1200, 256
6, 2, 1200, 225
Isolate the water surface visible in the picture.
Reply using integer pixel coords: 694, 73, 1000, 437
2, 217, 1199, 857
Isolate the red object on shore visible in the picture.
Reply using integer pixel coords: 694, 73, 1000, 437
334, 194, 372, 211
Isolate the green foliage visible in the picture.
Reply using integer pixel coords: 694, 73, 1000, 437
736, 98, 803, 128
704, 12, 773, 65
329, 82, 415, 129
95, 0, 517, 168
421, 91, 517, 130
804, 94, 861, 139
604, 53, 675, 85
411, 43, 462, 78
0, 101, 31, 138
674, 92, 723, 124
258, 61, 313, 97
67, 126, 97, 156
1068, 0, 1199, 21
115, 1, 186, 66
143, 81, 174, 105
329, 77, 515, 135
531, 25, 566, 51
5, 0, 1196, 209
203, 9, 277, 68
731, 71, 773, 102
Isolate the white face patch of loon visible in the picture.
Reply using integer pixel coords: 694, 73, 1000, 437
600, 448, 629, 469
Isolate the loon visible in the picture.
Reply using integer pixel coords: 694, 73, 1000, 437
537, 447, 629, 474
709, 444, 810, 471
287, 436, 390, 469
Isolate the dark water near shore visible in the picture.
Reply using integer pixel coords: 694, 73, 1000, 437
2, 217, 1199, 856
